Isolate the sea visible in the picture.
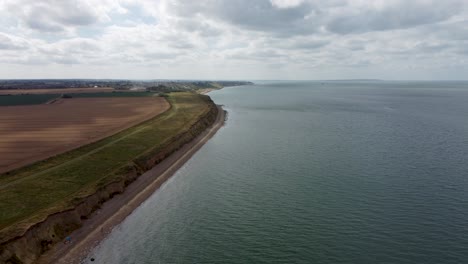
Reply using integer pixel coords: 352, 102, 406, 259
86, 81, 468, 263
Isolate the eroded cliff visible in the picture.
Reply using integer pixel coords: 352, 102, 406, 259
0, 95, 218, 264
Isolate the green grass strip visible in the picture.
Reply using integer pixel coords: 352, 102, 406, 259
0, 92, 210, 234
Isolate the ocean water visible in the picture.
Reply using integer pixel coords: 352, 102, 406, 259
87, 81, 468, 263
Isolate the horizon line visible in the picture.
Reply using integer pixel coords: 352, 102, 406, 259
0, 78, 468, 82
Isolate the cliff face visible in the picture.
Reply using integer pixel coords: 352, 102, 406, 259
137, 98, 218, 171
0, 96, 218, 264
0, 175, 136, 264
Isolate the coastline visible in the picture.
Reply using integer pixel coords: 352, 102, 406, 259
37, 104, 226, 264
197, 88, 216, 94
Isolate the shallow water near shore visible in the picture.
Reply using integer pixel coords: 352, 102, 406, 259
86, 81, 468, 263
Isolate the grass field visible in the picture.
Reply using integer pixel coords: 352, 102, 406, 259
0, 87, 114, 95
0, 94, 60, 106
0, 91, 158, 106
0, 92, 211, 238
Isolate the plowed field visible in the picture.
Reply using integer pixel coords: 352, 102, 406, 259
0, 97, 169, 173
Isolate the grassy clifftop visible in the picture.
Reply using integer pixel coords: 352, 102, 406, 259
0, 92, 212, 240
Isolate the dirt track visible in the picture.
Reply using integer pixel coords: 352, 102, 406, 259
0, 97, 169, 174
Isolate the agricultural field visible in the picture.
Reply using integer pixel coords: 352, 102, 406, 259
0, 94, 60, 106
0, 92, 211, 238
70, 91, 157, 98
0, 96, 170, 174
0, 91, 157, 106
0, 87, 114, 95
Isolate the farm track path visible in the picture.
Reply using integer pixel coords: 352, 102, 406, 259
0, 101, 175, 190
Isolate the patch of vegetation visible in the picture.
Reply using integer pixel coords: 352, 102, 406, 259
146, 81, 253, 93
0, 94, 60, 106
0, 79, 253, 91
147, 84, 187, 93
0, 91, 158, 106
0, 92, 211, 238
70, 91, 158, 98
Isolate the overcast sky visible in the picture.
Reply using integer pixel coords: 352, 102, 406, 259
0, 0, 467, 80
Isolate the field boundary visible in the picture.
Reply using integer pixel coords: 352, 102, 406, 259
0, 93, 210, 234
0, 98, 171, 190
0, 92, 218, 264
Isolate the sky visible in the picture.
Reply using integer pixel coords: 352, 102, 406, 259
0, 0, 467, 80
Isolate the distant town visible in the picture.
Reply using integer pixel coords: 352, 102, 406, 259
0, 79, 253, 93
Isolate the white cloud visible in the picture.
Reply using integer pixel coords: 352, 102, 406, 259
270, 0, 305, 9
0, 0, 467, 79
0, 33, 29, 50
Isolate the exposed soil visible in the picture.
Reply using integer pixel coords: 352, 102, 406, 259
0, 97, 169, 174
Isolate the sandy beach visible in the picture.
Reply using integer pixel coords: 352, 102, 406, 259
36, 105, 226, 264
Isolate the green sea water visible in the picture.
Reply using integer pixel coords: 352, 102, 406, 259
87, 81, 468, 263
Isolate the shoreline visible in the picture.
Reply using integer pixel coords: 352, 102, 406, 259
37, 104, 226, 264
197, 88, 216, 94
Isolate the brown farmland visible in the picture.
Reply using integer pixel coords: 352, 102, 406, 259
0, 97, 170, 173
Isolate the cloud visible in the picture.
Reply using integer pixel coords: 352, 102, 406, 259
166, 0, 317, 35
325, 0, 464, 34
0, 33, 28, 50
0, 0, 467, 79
270, 0, 306, 9
287, 39, 329, 50
38, 38, 102, 58
160, 0, 466, 36
0, 0, 122, 32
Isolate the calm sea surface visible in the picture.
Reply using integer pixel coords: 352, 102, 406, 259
87, 81, 468, 263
